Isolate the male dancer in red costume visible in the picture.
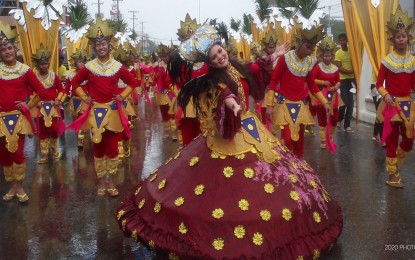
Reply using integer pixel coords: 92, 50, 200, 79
31, 44, 66, 163
0, 21, 48, 202
376, 7, 415, 188
266, 25, 332, 158
69, 17, 140, 197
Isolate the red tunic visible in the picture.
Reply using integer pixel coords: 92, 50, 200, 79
0, 64, 46, 112
269, 52, 320, 100
376, 63, 415, 97
71, 60, 140, 103
35, 72, 65, 101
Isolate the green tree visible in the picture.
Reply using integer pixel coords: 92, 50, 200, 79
296, 0, 320, 19
275, 0, 320, 24
216, 22, 229, 45
230, 18, 241, 33
242, 13, 253, 35
254, 0, 272, 23
108, 19, 128, 33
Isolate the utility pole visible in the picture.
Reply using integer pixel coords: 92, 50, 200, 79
129, 10, 139, 34
137, 22, 145, 55
92, 0, 103, 18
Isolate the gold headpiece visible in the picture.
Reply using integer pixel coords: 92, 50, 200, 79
261, 30, 277, 49
317, 35, 337, 54
70, 49, 89, 67
251, 41, 261, 51
177, 13, 200, 42
32, 43, 51, 64
87, 16, 115, 44
386, 5, 414, 42
112, 45, 130, 64
0, 20, 17, 45
156, 43, 174, 57
295, 24, 325, 48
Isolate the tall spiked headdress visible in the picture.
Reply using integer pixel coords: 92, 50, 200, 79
177, 13, 200, 42
32, 43, 52, 64
0, 20, 18, 45
386, 5, 414, 42
294, 24, 325, 48
317, 35, 337, 54
87, 16, 115, 44
69, 48, 89, 67
156, 43, 174, 58
261, 30, 277, 49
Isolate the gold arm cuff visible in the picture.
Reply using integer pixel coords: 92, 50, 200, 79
56, 92, 63, 100
27, 95, 40, 109
378, 87, 388, 97
315, 91, 328, 105
315, 79, 324, 86
75, 87, 88, 102
120, 86, 133, 100
60, 93, 68, 102
265, 90, 275, 106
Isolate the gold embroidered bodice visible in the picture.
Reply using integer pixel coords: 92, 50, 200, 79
197, 65, 281, 163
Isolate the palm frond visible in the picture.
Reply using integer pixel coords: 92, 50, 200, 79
296, 0, 320, 19
242, 13, 252, 35
108, 19, 128, 33
254, 0, 272, 23
230, 18, 241, 32
67, 0, 92, 30
216, 22, 228, 45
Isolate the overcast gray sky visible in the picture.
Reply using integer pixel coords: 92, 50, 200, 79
85, 0, 342, 44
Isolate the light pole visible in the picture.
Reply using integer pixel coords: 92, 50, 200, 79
129, 10, 139, 34
92, 0, 103, 18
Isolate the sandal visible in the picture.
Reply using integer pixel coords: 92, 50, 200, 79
97, 188, 106, 196
16, 193, 29, 203
3, 193, 15, 201
385, 180, 404, 188
107, 188, 119, 197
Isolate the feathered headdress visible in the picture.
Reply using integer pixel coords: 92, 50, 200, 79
179, 24, 221, 62
32, 43, 51, 64
0, 20, 18, 45
386, 5, 414, 42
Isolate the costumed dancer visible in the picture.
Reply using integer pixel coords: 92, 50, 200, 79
167, 14, 206, 146
113, 45, 136, 159
249, 31, 289, 125
65, 49, 89, 149
313, 36, 341, 150
0, 21, 48, 202
68, 17, 140, 197
155, 43, 178, 141
117, 24, 342, 259
31, 44, 66, 164
265, 25, 332, 158
376, 7, 415, 188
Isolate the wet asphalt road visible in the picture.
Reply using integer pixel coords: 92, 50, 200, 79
1, 98, 415, 259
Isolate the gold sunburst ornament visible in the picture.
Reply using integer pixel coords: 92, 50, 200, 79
156, 43, 174, 58
0, 20, 18, 45
386, 5, 414, 43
